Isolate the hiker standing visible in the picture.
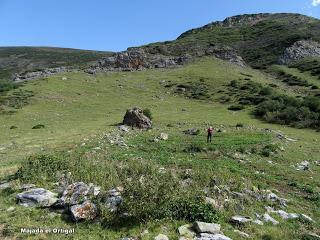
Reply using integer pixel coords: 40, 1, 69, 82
207, 126, 213, 143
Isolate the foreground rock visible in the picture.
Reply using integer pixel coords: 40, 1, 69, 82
16, 188, 58, 207
193, 222, 221, 235
154, 234, 169, 240
194, 233, 232, 240
70, 200, 98, 221
123, 107, 152, 129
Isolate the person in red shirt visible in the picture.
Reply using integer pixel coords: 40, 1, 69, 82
207, 126, 213, 143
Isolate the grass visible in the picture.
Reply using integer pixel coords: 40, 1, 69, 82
0, 58, 319, 239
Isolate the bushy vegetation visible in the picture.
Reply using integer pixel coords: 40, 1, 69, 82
142, 108, 153, 120
228, 80, 320, 129
17, 151, 218, 225
290, 58, 320, 78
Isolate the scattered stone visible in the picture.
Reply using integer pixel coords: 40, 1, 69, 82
194, 233, 232, 240
252, 219, 264, 225
296, 161, 310, 171
122, 107, 152, 129
266, 192, 288, 207
70, 200, 98, 221
193, 222, 221, 234
184, 128, 200, 135
300, 214, 313, 222
105, 187, 123, 212
118, 125, 130, 132
234, 230, 249, 238
230, 215, 252, 225
159, 133, 169, 140
262, 213, 279, 225
16, 188, 58, 207
7, 206, 15, 212
154, 234, 169, 240
0, 181, 11, 190
274, 210, 299, 220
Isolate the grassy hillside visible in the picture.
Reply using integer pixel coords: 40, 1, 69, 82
0, 46, 112, 81
0, 58, 319, 239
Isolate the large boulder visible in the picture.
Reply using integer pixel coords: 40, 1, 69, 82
16, 188, 58, 207
122, 107, 152, 129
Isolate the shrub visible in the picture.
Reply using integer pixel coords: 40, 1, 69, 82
32, 124, 45, 129
143, 108, 153, 120
228, 105, 244, 111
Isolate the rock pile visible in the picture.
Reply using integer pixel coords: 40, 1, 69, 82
15, 181, 123, 222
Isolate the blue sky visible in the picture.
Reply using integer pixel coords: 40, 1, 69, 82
0, 0, 319, 51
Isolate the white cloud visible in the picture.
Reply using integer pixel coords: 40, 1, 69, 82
312, 0, 320, 6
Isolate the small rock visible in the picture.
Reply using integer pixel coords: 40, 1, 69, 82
159, 133, 169, 140
154, 234, 169, 240
105, 187, 123, 212
16, 188, 58, 207
184, 128, 200, 135
0, 181, 11, 190
230, 215, 252, 225
252, 219, 264, 225
193, 222, 221, 234
194, 233, 232, 240
119, 125, 130, 132
300, 214, 313, 222
263, 213, 279, 225
7, 206, 15, 212
296, 161, 310, 171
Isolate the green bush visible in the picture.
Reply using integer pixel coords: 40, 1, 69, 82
143, 108, 153, 120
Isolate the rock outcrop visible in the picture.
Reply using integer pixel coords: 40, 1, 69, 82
87, 44, 245, 74
278, 40, 320, 65
122, 107, 152, 129
13, 67, 68, 82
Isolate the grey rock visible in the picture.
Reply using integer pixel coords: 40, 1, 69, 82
16, 188, 58, 207
105, 187, 123, 212
263, 213, 279, 225
279, 40, 320, 65
154, 234, 169, 240
296, 161, 310, 171
123, 107, 152, 129
184, 128, 200, 135
0, 181, 11, 189
193, 222, 221, 234
194, 233, 232, 240
70, 200, 98, 221
59, 182, 91, 206
118, 125, 130, 132
230, 215, 252, 225
300, 214, 313, 222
